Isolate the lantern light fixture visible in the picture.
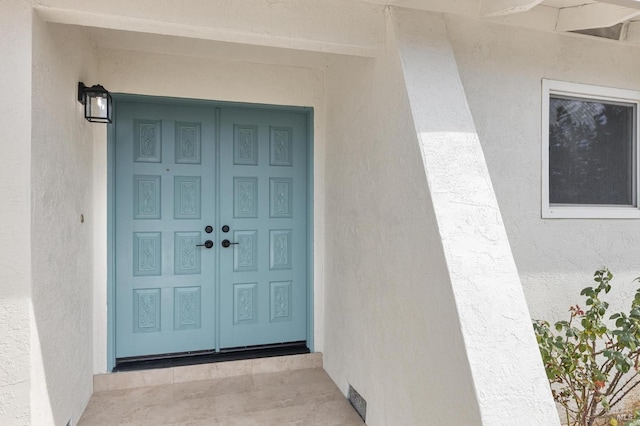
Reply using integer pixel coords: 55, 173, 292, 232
77, 82, 113, 123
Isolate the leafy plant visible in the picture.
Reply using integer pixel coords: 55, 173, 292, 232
533, 268, 640, 426
609, 411, 640, 426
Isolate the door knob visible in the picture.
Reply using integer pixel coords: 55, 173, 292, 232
196, 240, 214, 249
221, 239, 239, 248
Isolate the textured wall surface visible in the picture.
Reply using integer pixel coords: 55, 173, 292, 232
392, 9, 559, 425
30, 18, 97, 426
0, 1, 32, 425
447, 14, 640, 417
322, 14, 484, 426
9, 1, 638, 424
446, 15, 640, 329
92, 47, 326, 373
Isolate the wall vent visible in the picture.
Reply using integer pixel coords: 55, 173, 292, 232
347, 384, 367, 422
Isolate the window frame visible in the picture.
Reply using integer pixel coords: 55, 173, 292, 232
542, 79, 640, 219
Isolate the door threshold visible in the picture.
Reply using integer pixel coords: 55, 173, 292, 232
113, 341, 309, 372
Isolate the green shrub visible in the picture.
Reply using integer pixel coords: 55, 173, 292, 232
533, 269, 640, 426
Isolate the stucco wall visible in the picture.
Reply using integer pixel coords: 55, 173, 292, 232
92, 46, 326, 373
446, 15, 640, 417
0, 1, 33, 425
392, 9, 559, 424
446, 16, 640, 325
322, 17, 483, 425
30, 18, 97, 426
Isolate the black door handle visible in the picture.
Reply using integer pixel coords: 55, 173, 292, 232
221, 239, 239, 248
196, 240, 214, 249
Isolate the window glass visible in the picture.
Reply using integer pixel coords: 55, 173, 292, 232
549, 96, 635, 205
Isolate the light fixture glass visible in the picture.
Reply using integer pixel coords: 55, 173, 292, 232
78, 82, 113, 123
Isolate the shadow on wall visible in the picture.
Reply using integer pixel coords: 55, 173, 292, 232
322, 49, 484, 425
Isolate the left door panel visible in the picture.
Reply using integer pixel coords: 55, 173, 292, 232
115, 101, 216, 358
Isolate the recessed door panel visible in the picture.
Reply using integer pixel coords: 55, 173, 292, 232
218, 107, 308, 349
115, 102, 216, 358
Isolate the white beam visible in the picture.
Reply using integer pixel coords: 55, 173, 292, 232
34, 0, 387, 58
486, 4, 558, 32
626, 20, 640, 42
556, 3, 640, 31
360, 0, 480, 16
480, 0, 544, 17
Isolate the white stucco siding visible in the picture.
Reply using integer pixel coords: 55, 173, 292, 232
446, 16, 640, 324
30, 19, 97, 426
0, 1, 33, 425
391, 9, 560, 425
97, 48, 325, 109
322, 15, 484, 426
92, 47, 326, 373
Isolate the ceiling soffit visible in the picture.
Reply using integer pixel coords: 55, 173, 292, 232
360, 0, 640, 43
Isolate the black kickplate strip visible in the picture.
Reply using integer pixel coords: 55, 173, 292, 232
114, 341, 309, 372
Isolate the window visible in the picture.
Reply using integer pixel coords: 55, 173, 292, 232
542, 80, 640, 218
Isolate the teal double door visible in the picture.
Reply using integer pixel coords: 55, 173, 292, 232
114, 100, 309, 359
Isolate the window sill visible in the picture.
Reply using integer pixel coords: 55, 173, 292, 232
543, 205, 640, 219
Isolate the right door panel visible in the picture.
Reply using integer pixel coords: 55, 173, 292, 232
218, 106, 308, 349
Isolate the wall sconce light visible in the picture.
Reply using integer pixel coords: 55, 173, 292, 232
77, 82, 112, 123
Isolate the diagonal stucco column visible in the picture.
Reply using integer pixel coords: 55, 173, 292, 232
391, 8, 560, 425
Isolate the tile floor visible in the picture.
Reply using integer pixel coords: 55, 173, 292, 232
78, 364, 365, 425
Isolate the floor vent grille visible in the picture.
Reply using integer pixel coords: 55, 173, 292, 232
347, 384, 367, 422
